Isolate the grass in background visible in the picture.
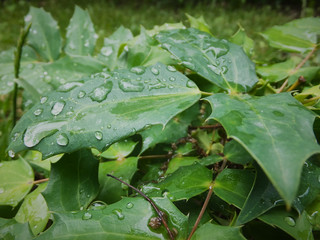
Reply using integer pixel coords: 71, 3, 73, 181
0, 0, 298, 55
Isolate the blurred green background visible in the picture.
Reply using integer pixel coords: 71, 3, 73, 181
1, 0, 319, 52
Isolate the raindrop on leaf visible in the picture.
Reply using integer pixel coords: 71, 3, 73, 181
56, 133, 69, 146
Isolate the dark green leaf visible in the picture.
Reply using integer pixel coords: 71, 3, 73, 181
230, 25, 254, 57
224, 140, 254, 165
15, 183, 49, 235
93, 139, 138, 159
259, 208, 314, 240
9, 63, 201, 158
43, 149, 99, 212
24, 7, 62, 61
142, 163, 212, 201
98, 157, 138, 204
0, 158, 34, 207
35, 197, 188, 240
156, 28, 258, 93
186, 14, 212, 35
214, 168, 255, 208
0, 218, 34, 240
191, 222, 246, 240
205, 92, 320, 204
65, 6, 97, 56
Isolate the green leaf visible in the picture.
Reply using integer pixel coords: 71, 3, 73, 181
95, 139, 138, 160
8, 63, 201, 159
156, 28, 258, 93
186, 14, 212, 35
230, 24, 254, 57
205, 92, 320, 204
15, 183, 49, 235
24, 7, 62, 61
261, 17, 320, 53
43, 55, 105, 85
42, 149, 99, 212
146, 22, 186, 37
142, 163, 212, 201
259, 208, 314, 240
191, 222, 246, 240
65, 6, 97, 56
35, 197, 188, 240
224, 140, 254, 165
98, 157, 138, 204
140, 103, 199, 153
214, 168, 255, 208
98, 26, 133, 70
0, 159, 34, 207
0, 218, 34, 240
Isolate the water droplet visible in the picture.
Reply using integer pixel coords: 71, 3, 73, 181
82, 212, 92, 220
89, 201, 107, 210
40, 97, 48, 104
119, 79, 144, 92
90, 82, 113, 102
121, 183, 129, 190
34, 225, 38, 229
151, 67, 159, 75
169, 77, 176, 82
56, 133, 69, 146
204, 42, 229, 58
167, 65, 176, 72
130, 67, 145, 75
84, 40, 90, 48
318, 175, 320, 183
24, 14, 32, 22
207, 64, 221, 75
112, 209, 125, 220
80, 206, 84, 210
181, 61, 195, 69
57, 82, 83, 92
284, 217, 296, 227
221, 66, 228, 74
51, 101, 66, 116
33, 108, 43, 116
8, 150, 15, 158
26, 63, 34, 69
126, 202, 134, 209
101, 46, 113, 57
11, 132, 19, 142
78, 91, 86, 99
87, 194, 91, 198
186, 80, 197, 88
107, 124, 111, 129
95, 131, 103, 141
168, 85, 174, 89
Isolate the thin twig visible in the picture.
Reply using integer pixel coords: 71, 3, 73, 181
138, 154, 170, 160
286, 76, 306, 92
187, 185, 214, 240
106, 174, 174, 240
32, 178, 49, 184
277, 79, 288, 93
13, 23, 31, 127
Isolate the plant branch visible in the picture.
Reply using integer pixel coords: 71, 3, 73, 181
277, 79, 288, 93
139, 154, 171, 160
13, 23, 31, 127
286, 76, 306, 92
187, 184, 214, 240
106, 174, 175, 240
32, 178, 49, 184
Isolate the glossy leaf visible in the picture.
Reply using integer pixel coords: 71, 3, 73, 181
261, 17, 320, 53
98, 157, 138, 204
24, 7, 62, 61
191, 222, 246, 240
140, 103, 199, 153
142, 163, 212, 201
65, 6, 97, 56
205, 92, 320, 204
0, 159, 34, 207
156, 28, 258, 93
230, 25, 254, 57
224, 140, 254, 165
259, 208, 314, 240
93, 139, 138, 160
42, 149, 99, 212
98, 26, 133, 70
186, 14, 212, 35
0, 218, 33, 240
214, 169, 255, 208
15, 183, 49, 235
8, 63, 201, 158
146, 22, 186, 37
35, 197, 188, 240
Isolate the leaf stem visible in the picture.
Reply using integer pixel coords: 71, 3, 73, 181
187, 184, 214, 240
303, 95, 320, 104
12, 23, 31, 128
106, 174, 175, 240
33, 178, 49, 184
277, 79, 288, 93
201, 91, 213, 97
286, 76, 306, 92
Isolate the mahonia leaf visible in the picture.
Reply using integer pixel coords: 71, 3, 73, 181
205, 93, 320, 205
8, 63, 201, 158
156, 28, 258, 93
